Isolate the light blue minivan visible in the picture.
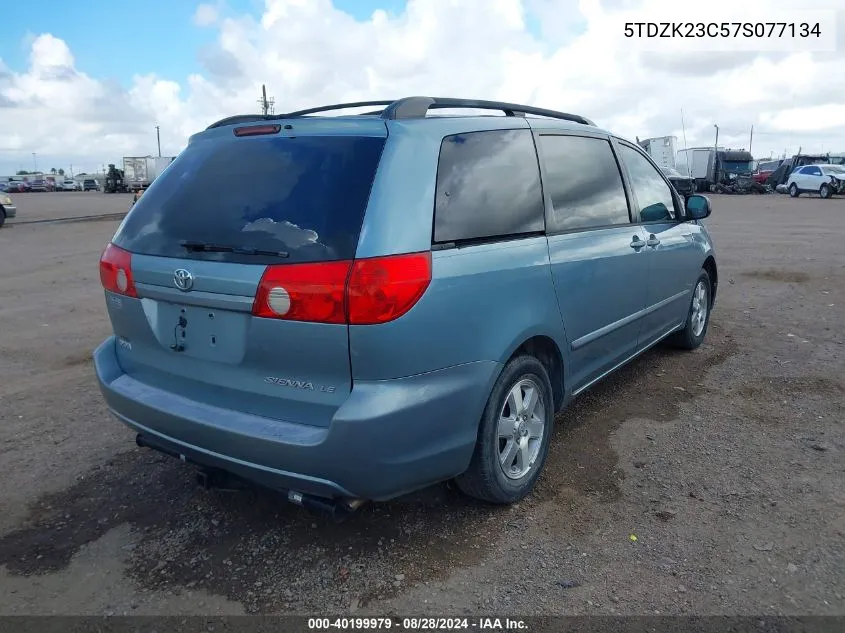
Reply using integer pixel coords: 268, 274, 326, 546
94, 97, 717, 517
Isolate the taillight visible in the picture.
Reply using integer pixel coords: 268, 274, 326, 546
347, 252, 432, 325
253, 260, 353, 324
99, 243, 137, 297
252, 252, 432, 325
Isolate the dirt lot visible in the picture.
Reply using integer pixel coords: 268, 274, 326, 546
4, 190, 134, 223
0, 192, 843, 616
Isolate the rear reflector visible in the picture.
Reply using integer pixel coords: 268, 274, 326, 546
99, 243, 137, 297
252, 252, 432, 325
234, 124, 281, 137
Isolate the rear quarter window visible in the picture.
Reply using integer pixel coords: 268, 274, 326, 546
113, 134, 386, 264
433, 129, 545, 243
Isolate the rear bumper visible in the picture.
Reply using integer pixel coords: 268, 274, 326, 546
2, 205, 16, 218
94, 336, 500, 500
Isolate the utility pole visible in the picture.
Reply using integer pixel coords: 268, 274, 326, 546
257, 84, 275, 116
155, 126, 161, 157
713, 124, 719, 151
749, 125, 754, 154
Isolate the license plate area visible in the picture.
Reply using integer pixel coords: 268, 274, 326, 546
142, 299, 248, 364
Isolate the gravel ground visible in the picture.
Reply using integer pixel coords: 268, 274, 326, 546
0, 192, 842, 616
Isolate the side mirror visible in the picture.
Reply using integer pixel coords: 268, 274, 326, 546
686, 194, 711, 220
641, 202, 672, 223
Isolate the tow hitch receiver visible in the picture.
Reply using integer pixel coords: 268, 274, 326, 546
195, 468, 250, 492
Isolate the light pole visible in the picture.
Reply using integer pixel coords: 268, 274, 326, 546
713, 124, 719, 151
155, 125, 161, 157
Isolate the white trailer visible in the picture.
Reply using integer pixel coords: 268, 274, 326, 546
638, 136, 677, 170
676, 147, 717, 189
123, 156, 176, 191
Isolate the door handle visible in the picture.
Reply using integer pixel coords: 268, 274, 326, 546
630, 236, 646, 250
646, 234, 661, 247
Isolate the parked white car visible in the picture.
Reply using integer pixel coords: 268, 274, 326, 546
787, 164, 845, 199
61, 180, 80, 191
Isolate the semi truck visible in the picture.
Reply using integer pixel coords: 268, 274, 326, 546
676, 147, 755, 192
122, 156, 175, 191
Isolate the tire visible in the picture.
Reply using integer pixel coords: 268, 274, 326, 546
789, 183, 799, 197
819, 184, 831, 199
0, 208, 6, 228
669, 269, 712, 350
456, 355, 554, 504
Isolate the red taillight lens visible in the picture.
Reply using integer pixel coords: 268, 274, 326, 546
99, 243, 137, 297
252, 252, 432, 325
253, 260, 353, 324
347, 252, 432, 325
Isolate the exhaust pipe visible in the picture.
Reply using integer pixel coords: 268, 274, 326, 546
288, 491, 367, 522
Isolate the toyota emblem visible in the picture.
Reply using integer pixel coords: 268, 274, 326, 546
173, 268, 194, 291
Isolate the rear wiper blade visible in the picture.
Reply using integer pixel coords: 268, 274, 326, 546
179, 240, 289, 258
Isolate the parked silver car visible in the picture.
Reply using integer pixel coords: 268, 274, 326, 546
0, 191, 17, 227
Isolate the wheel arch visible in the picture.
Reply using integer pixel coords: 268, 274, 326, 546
499, 333, 566, 413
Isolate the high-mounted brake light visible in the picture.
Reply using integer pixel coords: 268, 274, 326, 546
99, 243, 137, 297
234, 124, 281, 137
252, 252, 432, 325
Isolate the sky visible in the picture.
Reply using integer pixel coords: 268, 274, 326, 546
0, 0, 843, 176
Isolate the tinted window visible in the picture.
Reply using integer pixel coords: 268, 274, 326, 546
434, 130, 544, 243
807, 166, 822, 175
113, 135, 385, 264
618, 144, 677, 223
539, 135, 630, 232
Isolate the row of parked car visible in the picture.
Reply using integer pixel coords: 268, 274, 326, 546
0, 178, 100, 193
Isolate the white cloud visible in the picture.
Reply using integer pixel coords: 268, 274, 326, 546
1, 0, 844, 175
193, 3, 220, 27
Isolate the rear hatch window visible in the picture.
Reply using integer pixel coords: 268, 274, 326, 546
113, 133, 386, 265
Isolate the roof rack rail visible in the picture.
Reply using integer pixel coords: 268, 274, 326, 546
282, 100, 396, 118
206, 101, 397, 130
381, 97, 595, 126
205, 97, 594, 130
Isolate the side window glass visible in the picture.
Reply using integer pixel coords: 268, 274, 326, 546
434, 129, 545, 243
618, 144, 677, 223
809, 166, 822, 176
539, 135, 630, 232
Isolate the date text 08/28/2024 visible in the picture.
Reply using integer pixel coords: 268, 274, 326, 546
307, 617, 528, 630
